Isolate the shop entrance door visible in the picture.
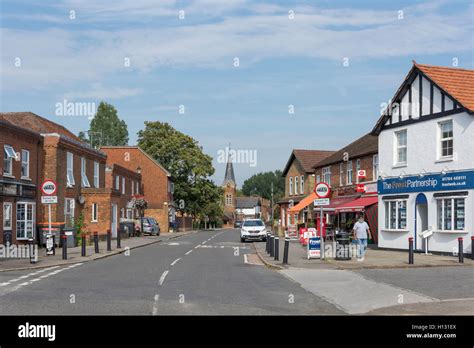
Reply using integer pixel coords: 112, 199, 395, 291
415, 193, 428, 251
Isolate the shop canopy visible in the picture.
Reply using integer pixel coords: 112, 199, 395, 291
334, 196, 378, 213
288, 192, 318, 213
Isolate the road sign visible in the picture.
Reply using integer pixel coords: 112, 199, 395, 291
357, 170, 366, 179
40, 180, 57, 196
41, 196, 58, 204
314, 182, 330, 198
314, 198, 330, 206
307, 236, 321, 259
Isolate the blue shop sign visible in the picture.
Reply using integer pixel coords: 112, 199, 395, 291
378, 169, 474, 194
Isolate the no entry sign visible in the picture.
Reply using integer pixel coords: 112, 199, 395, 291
314, 182, 330, 198
41, 180, 57, 196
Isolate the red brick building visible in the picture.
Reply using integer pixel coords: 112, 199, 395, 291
100, 147, 174, 232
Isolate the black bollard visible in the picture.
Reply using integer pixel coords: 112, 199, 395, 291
107, 229, 112, 252
117, 228, 121, 249
52, 235, 56, 256
269, 235, 274, 257
283, 238, 290, 264
94, 231, 99, 254
408, 237, 414, 264
458, 238, 464, 263
471, 236, 474, 261
274, 237, 279, 261
62, 235, 68, 260
266, 233, 270, 254
81, 234, 86, 257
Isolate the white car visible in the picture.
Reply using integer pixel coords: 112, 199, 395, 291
240, 219, 267, 242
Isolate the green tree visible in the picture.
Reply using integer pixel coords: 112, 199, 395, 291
241, 170, 285, 201
87, 101, 129, 148
137, 121, 222, 221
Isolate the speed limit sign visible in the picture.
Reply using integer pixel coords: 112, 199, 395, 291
314, 182, 330, 198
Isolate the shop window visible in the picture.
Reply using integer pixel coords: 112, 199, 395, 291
384, 200, 407, 230
16, 202, 35, 239
81, 157, 90, 187
395, 130, 407, 165
437, 198, 465, 231
21, 150, 30, 178
3, 203, 12, 230
67, 152, 75, 186
438, 120, 453, 158
64, 198, 75, 228
3, 145, 16, 176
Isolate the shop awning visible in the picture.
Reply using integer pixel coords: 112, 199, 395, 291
322, 196, 358, 212
288, 192, 317, 213
335, 196, 378, 213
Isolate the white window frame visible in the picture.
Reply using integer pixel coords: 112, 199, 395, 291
356, 159, 361, 183
21, 149, 30, 179
16, 202, 35, 240
122, 177, 126, 194
373, 154, 379, 181
384, 199, 407, 230
64, 198, 75, 228
294, 176, 299, 195
3, 145, 16, 176
289, 177, 293, 195
136, 181, 139, 195
436, 197, 465, 231
81, 157, 90, 187
316, 175, 321, 183
93, 161, 100, 188
115, 175, 120, 190
339, 163, 344, 186
394, 130, 407, 166
131, 180, 135, 195
438, 120, 453, 159
300, 175, 304, 194
322, 167, 331, 185
346, 161, 353, 185
3, 202, 13, 230
66, 152, 75, 187
91, 203, 98, 222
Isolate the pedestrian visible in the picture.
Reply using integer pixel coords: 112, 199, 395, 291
352, 215, 372, 259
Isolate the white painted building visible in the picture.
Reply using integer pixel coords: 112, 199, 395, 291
372, 62, 474, 254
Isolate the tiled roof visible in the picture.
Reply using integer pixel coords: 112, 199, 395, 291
235, 196, 260, 209
415, 63, 474, 112
314, 133, 378, 168
282, 149, 335, 175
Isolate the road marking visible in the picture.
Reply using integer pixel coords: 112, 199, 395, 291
168, 242, 180, 246
185, 250, 193, 255
202, 241, 206, 244
152, 294, 160, 315
159, 270, 169, 285
194, 245, 200, 249
0, 266, 60, 287
170, 258, 181, 266
244, 254, 249, 264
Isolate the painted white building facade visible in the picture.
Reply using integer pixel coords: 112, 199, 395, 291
373, 63, 474, 254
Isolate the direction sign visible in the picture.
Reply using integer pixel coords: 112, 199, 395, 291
41, 196, 58, 204
314, 198, 330, 206
314, 182, 330, 198
41, 180, 57, 196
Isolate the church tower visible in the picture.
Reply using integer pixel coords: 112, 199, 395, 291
223, 151, 236, 217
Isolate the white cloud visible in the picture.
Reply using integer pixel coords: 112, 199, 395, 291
62, 83, 142, 100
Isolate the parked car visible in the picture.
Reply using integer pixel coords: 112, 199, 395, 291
240, 219, 266, 242
234, 220, 243, 228
135, 217, 160, 236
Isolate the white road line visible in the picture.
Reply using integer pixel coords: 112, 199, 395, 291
159, 270, 169, 285
202, 241, 206, 244
244, 254, 249, 264
170, 258, 181, 266
152, 294, 160, 315
0, 266, 60, 287
194, 245, 200, 249
185, 250, 193, 255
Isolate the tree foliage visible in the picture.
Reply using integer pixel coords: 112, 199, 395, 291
86, 101, 129, 148
241, 170, 285, 201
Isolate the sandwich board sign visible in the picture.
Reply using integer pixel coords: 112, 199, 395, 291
307, 236, 321, 259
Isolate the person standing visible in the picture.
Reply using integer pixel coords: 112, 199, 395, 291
352, 215, 371, 259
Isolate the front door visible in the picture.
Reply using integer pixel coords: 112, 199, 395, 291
415, 193, 428, 251
111, 204, 118, 238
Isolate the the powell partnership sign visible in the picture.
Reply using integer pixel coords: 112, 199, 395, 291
378, 169, 474, 194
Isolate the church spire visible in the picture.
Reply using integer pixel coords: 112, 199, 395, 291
223, 143, 236, 186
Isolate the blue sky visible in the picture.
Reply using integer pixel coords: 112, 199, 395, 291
1, 0, 473, 186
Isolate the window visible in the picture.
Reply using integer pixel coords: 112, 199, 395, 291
64, 198, 75, 228
322, 167, 331, 185
339, 163, 344, 186
356, 159, 361, 183
316, 175, 321, 183
120, 208, 125, 218
16, 202, 35, 239
170, 182, 174, 194
437, 197, 465, 231
289, 177, 293, 195
3, 145, 16, 176
93, 161, 100, 188
300, 175, 304, 194
67, 152, 75, 186
384, 200, 407, 230
132, 180, 135, 195
136, 181, 139, 195
126, 209, 133, 219
346, 161, 353, 185
115, 175, 120, 190
395, 130, 407, 165
294, 176, 299, 195
373, 154, 379, 181
91, 203, 98, 222
122, 177, 125, 194
3, 203, 12, 230
439, 120, 453, 158
226, 194, 233, 206
21, 150, 29, 178
81, 157, 90, 187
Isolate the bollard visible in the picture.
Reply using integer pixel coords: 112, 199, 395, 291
458, 237, 464, 263
29, 238, 36, 264
283, 238, 290, 264
408, 237, 414, 264
266, 233, 270, 254
52, 235, 56, 256
81, 234, 86, 257
107, 229, 112, 252
94, 231, 99, 254
274, 237, 279, 261
117, 228, 121, 249
471, 236, 474, 261
269, 235, 274, 257
62, 235, 68, 260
